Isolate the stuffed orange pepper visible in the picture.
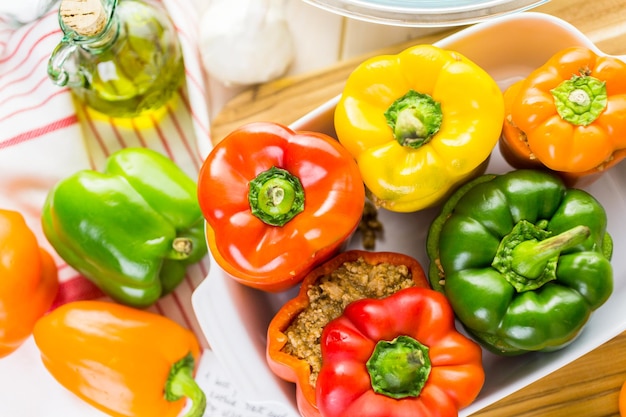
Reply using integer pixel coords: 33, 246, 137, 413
267, 250, 431, 417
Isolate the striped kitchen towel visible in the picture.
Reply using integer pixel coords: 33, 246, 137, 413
0, 0, 212, 347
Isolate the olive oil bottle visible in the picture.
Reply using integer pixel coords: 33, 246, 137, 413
48, 0, 184, 118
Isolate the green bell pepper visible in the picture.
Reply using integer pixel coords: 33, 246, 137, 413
42, 148, 207, 308
426, 169, 613, 355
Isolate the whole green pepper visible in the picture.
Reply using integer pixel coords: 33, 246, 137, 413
427, 169, 613, 355
42, 148, 207, 308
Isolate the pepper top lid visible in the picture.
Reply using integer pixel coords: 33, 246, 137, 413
60, 0, 107, 37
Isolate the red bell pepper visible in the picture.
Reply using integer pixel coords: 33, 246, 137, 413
197, 122, 365, 292
266, 250, 431, 417
317, 287, 484, 417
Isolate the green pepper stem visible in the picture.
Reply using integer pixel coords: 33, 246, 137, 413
492, 220, 588, 292
551, 74, 607, 126
165, 353, 206, 417
384, 90, 442, 148
248, 166, 305, 226
166, 237, 194, 260
366, 335, 431, 399
511, 225, 590, 278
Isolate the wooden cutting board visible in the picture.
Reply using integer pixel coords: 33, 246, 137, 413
211, 1, 626, 415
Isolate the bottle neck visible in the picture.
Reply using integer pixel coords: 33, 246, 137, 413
59, 0, 119, 51
81, 14, 119, 52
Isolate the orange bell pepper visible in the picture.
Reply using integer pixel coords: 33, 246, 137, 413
33, 300, 206, 417
0, 209, 58, 358
197, 121, 365, 292
500, 46, 626, 186
266, 250, 431, 417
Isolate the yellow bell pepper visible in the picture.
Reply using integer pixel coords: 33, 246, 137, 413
334, 44, 505, 212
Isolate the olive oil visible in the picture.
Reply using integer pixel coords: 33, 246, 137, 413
49, 0, 184, 118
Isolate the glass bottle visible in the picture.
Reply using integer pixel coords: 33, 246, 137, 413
48, 0, 184, 118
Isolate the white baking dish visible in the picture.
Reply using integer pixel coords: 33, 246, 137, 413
192, 12, 626, 416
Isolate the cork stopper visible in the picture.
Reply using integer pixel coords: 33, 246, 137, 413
60, 0, 107, 37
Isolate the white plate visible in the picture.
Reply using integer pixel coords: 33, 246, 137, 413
192, 12, 626, 416
301, 0, 549, 27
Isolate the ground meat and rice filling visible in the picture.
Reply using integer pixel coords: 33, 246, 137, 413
282, 257, 415, 386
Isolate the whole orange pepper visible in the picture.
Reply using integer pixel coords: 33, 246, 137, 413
33, 300, 206, 417
197, 121, 365, 292
0, 209, 58, 358
500, 46, 626, 186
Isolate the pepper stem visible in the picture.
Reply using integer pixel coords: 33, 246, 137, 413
164, 353, 206, 417
384, 90, 442, 148
366, 335, 431, 399
248, 166, 305, 226
550, 73, 607, 126
166, 237, 194, 260
511, 225, 590, 278
492, 220, 591, 292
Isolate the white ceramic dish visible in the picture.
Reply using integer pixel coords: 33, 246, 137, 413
301, 0, 549, 27
192, 12, 626, 416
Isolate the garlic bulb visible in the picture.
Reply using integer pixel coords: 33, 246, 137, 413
199, 0, 295, 86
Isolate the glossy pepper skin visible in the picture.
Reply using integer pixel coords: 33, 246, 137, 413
267, 250, 430, 417
317, 287, 484, 417
197, 122, 365, 292
427, 170, 613, 355
500, 46, 626, 186
42, 147, 207, 308
334, 44, 504, 212
0, 209, 58, 358
33, 300, 206, 417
